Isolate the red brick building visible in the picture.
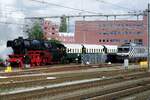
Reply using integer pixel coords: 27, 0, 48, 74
75, 15, 147, 46
43, 20, 75, 43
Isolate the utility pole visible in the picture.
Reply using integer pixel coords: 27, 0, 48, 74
67, 17, 70, 33
148, 3, 150, 71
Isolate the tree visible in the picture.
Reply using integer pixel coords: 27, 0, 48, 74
0, 58, 3, 62
48, 38, 61, 44
59, 15, 67, 32
28, 22, 44, 39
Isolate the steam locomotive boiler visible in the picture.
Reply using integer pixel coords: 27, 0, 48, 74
7, 37, 66, 68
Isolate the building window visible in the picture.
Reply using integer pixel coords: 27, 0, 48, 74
137, 32, 142, 34
99, 39, 101, 42
52, 33, 55, 35
103, 39, 105, 42
134, 39, 143, 45
106, 40, 109, 42
103, 32, 107, 35
52, 27, 55, 30
125, 31, 128, 34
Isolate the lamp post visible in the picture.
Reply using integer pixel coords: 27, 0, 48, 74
148, 3, 150, 71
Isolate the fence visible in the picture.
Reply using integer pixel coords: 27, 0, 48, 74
81, 53, 107, 64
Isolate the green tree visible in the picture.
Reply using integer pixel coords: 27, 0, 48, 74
59, 15, 67, 32
0, 58, 3, 62
28, 22, 44, 39
48, 38, 61, 44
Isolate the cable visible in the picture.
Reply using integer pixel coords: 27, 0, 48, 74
0, 21, 25, 25
96, 0, 137, 12
30, 0, 101, 14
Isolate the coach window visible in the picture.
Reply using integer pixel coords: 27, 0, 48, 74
67, 49, 69, 53
98, 49, 100, 53
70, 49, 72, 53
99, 49, 101, 53
68, 49, 70, 53
109, 49, 110, 53
92, 49, 94, 53
112, 49, 114, 53
85, 49, 87, 53
52, 27, 55, 30
94, 49, 96, 53
80, 49, 82, 52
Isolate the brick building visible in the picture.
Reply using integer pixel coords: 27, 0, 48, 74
75, 15, 147, 46
43, 20, 75, 43
25, 18, 75, 43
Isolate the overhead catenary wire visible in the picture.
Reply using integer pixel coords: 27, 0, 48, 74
0, 21, 25, 25
30, 0, 101, 14
96, 0, 137, 13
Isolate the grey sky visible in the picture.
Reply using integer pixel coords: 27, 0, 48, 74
0, 0, 149, 43
0, 0, 149, 59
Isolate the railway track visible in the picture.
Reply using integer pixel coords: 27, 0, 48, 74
0, 64, 121, 76
0, 71, 149, 100
0, 67, 145, 90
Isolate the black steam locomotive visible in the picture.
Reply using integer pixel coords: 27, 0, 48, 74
7, 37, 66, 68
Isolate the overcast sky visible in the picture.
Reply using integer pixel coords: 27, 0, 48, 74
0, 0, 149, 43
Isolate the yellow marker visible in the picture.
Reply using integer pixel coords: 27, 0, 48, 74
140, 61, 148, 69
4, 66, 12, 72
